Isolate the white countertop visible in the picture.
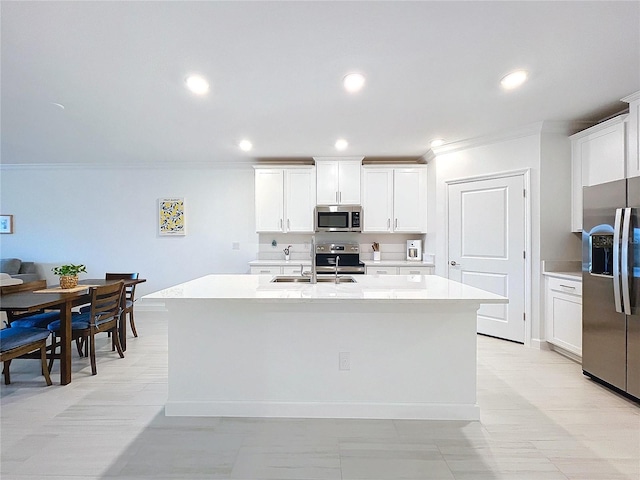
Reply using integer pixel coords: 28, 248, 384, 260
145, 274, 507, 304
249, 259, 312, 266
542, 271, 582, 281
362, 260, 435, 267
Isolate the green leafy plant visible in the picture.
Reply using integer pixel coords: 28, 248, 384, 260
51, 264, 87, 276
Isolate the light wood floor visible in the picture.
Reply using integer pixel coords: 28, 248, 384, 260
1, 312, 638, 480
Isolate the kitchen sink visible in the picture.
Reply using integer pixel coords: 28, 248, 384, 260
270, 275, 357, 283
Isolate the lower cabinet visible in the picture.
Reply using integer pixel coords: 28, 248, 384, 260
545, 276, 582, 357
366, 265, 434, 275
250, 265, 307, 275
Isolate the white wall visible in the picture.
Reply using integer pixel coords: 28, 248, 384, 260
427, 125, 581, 345
0, 165, 258, 297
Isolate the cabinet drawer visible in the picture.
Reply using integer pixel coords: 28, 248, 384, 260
366, 266, 396, 275
547, 277, 582, 296
250, 266, 281, 275
398, 266, 433, 275
282, 265, 304, 275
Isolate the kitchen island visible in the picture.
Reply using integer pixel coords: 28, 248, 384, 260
145, 274, 507, 420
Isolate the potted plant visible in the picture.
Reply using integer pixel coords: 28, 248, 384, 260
52, 264, 87, 289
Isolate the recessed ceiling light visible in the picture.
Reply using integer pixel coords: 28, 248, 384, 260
335, 138, 349, 151
500, 70, 528, 90
343, 73, 365, 93
430, 138, 445, 148
185, 75, 209, 95
239, 139, 253, 152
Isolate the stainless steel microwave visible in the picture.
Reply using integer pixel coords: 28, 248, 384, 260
315, 205, 362, 232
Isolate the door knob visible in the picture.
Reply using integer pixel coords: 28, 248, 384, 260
450, 261, 459, 266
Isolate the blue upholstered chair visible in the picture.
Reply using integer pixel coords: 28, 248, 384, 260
0, 327, 52, 385
48, 281, 125, 376
0, 280, 61, 329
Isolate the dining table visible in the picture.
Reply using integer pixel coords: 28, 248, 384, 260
0, 277, 146, 385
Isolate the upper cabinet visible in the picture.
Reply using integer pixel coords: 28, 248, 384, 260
314, 157, 363, 205
570, 114, 627, 232
362, 165, 427, 233
623, 91, 640, 179
254, 166, 316, 233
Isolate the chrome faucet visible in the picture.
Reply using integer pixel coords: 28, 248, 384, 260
334, 255, 340, 283
310, 236, 317, 284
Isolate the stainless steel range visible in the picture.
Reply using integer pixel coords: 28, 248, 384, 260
315, 241, 365, 275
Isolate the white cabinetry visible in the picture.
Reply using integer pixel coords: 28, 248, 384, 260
571, 114, 627, 232
623, 91, 640, 179
250, 264, 306, 275
254, 166, 315, 233
545, 275, 582, 357
366, 265, 434, 275
314, 157, 362, 205
362, 166, 427, 233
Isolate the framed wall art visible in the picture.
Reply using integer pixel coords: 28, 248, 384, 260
0, 215, 14, 234
158, 198, 185, 236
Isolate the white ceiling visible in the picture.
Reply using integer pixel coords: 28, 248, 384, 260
2, 1, 639, 167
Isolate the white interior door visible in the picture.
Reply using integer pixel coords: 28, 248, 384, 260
448, 174, 526, 343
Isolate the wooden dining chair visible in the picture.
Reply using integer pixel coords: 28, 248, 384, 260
105, 273, 140, 337
48, 281, 125, 376
1, 280, 61, 329
0, 327, 52, 385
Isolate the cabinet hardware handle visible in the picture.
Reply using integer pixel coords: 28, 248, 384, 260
559, 284, 576, 289
279, 219, 283, 230
377, 270, 387, 274
336, 191, 339, 203
409, 271, 420, 274
287, 219, 290, 230
260, 270, 271, 274
395, 218, 398, 229
339, 191, 342, 203
387, 219, 390, 229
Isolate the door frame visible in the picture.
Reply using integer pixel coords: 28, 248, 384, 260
445, 169, 533, 346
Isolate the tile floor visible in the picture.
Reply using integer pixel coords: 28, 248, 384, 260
1, 311, 638, 479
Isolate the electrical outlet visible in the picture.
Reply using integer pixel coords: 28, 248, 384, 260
339, 351, 350, 371
232, 242, 240, 250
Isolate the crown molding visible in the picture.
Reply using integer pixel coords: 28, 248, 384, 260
0, 159, 257, 171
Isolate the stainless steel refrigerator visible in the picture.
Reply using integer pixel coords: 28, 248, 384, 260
583, 178, 640, 400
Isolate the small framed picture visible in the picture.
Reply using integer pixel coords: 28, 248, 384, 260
159, 198, 185, 236
0, 215, 13, 234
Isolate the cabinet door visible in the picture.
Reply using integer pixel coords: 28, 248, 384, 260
545, 277, 582, 356
362, 168, 393, 232
393, 167, 427, 233
285, 168, 315, 232
338, 161, 361, 204
581, 121, 626, 187
625, 95, 640, 178
255, 169, 284, 232
316, 161, 339, 205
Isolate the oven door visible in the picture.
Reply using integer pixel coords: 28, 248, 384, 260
315, 209, 350, 232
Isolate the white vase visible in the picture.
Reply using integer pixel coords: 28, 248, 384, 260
373, 252, 381, 262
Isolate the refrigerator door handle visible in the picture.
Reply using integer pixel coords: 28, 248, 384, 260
622, 207, 632, 314
614, 208, 623, 313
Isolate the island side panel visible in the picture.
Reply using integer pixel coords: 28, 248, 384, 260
166, 299, 480, 420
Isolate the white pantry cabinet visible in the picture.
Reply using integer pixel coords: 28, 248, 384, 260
314, 157, 363, 205
571, 114, 627, 232
623, 91, 640, 179
362, 165, 427, 233
254, 166, 316, 233
545, 275, 582, 357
